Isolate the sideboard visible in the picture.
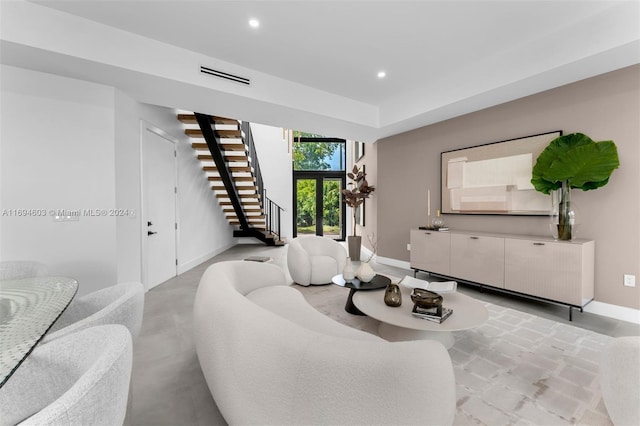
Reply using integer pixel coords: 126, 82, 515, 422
409, 229, 595, 320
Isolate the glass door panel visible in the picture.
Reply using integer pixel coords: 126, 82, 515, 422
296, 179, 316, 235
322, 178, 342, 239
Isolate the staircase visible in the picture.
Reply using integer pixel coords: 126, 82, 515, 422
178, 113, 284, 246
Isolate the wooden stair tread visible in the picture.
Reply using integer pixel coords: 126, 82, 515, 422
231, 214, 265, 218
203, 166, 252, 173
210, 185, 257, 191
211, 116, 239, 125
178, 114, 238, 125
221, 143, 246, 151
215, 193, 260, 199
211, 185, 258, 192
216, 130, 242, 138
185, 129, 242, 139
208, 176, 256, 182
220, 201, 260, 206
223, 208, 263, 213
198, 154, 249, 162
192, 143, 246, 152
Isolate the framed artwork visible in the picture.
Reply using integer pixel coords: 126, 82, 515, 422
441, 130, 561, 215
354, 141, 365, 162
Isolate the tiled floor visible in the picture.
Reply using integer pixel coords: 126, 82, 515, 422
129, 244, 639, 426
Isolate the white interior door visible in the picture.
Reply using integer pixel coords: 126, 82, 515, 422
142, 125, 177, 291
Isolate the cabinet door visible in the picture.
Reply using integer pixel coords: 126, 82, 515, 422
410, 230, 450, 275
450, 234, 505, 287
504, 239, 585, 305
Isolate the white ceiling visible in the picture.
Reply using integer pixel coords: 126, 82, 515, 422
11, 1, 640, 139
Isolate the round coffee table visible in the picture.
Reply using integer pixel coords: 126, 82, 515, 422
352, 286, 488, 348
331, 274, 390, 315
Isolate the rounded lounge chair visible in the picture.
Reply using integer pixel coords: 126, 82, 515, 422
43, 281, 144, 343
287, 236, 347, 286
0, 325, 132, 426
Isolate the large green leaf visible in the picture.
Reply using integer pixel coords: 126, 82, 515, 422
531, 133, 619, 194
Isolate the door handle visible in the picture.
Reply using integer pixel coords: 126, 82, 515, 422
147, 221, 153, 227
148, 231, 157, 236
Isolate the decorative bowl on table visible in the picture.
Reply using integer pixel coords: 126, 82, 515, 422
410, 288, 443, 309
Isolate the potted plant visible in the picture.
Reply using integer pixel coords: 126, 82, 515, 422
342, 164, 375, 259
531, 132, 619, 240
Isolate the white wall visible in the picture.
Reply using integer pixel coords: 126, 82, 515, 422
1, 65, 118, 295
1, 65, 237, 294
249, 123, 293, 240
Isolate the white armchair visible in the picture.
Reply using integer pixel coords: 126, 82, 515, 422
0, 325, 132, 426
43, 281, 144, 343
600, 336, 640, 425
287, 236, 347, 286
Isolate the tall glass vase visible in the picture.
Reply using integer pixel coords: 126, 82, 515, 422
550, 181, 577, 241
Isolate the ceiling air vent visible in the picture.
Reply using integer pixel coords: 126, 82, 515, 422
200, 66, 250, 86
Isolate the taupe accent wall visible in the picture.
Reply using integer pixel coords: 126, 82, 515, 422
376, 64, 640, 310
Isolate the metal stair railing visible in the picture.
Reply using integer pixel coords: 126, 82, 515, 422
263, 189, 283, 241
242, 121, 284, 241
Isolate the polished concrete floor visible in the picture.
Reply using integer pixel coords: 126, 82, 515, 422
129, 244, 639, 426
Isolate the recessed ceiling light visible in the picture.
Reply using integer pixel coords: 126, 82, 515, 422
377, 71, 386, 79
249, 19, 260, 28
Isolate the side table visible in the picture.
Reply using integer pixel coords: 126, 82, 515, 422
331, 274, 390, 315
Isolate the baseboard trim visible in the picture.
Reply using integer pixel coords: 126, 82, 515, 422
375, 255, 640, 325
375, 255, 411, 271
177, 241, 237, 274
584, 301, 640, 325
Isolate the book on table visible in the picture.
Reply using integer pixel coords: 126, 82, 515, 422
399, 275, 457, 293
411, 304, 453, 323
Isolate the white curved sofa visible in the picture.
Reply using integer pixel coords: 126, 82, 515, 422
287, 236, 347, 286
193, 260, 456, 425
600, 336, 640, 425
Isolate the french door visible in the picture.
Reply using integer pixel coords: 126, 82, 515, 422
293, 172, 346, 240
